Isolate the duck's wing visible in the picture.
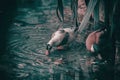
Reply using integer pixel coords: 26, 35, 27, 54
51, 29, 65, 38
57, 32, 69, 46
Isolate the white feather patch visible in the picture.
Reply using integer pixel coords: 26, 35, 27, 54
91, 44, 95, 52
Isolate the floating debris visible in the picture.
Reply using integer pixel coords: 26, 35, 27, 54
54, 58, 63, 65
38, 50, 43, 53
16, 73, 29, 78
48, 58, 52, 62
18, 63, 26, 69
36, 59, 44, 65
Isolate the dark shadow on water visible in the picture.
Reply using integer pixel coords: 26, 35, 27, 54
0, 0, 17, 80
49, 49, 68, 57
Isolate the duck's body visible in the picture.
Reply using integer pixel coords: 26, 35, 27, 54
48, 28, 75, 46
86, 29, 107, 53
46, 28, 77, 55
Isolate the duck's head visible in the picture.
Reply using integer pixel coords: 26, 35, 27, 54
45, 44, 52, 55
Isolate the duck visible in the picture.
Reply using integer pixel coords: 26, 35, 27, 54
45, 27, 77, 55
85, 28, 107, 56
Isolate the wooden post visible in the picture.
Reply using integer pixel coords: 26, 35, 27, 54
115, 41, 120, 64
115, 41, 120, 80
114, 1, 120, 80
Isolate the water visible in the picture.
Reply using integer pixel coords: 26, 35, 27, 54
3, 0, 91, 80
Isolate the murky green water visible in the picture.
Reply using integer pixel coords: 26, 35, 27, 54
2, 0, 91, 80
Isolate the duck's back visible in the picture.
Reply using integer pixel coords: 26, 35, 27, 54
49, 30, 66, 46
86, 30, 105, 52
63, 28, 76, 42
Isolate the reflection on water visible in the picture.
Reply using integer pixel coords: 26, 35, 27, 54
4, 0, 90, 80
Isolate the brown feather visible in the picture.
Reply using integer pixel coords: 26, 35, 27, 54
86, 30, 105, 52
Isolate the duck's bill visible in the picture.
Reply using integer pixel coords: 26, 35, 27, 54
45, 50, 50, 55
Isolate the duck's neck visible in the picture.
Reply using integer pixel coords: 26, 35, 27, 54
47, 39, 54, 46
